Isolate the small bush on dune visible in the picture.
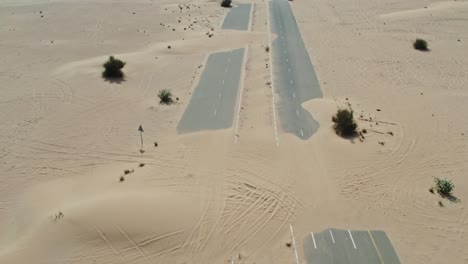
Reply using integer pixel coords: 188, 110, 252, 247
434, 177, 454, 196
221, 0, 232, 7
102, 56, 126, 78
332, 108, 358, 136
158, 89, 173, 104
413, 38, 428, 51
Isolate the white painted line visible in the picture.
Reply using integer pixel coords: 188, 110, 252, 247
222, 79, 225, 84
296, 109, 299, 116
286, 58, 288, 62
248, 3, 254, 32
293, 93, 295, 99
300, 129, 304, 137
329, 230, 335, 244
311, 232, 317, 249
368, 230, 385, 264
289, 224, 300, 264
290, 80, 293, 84
266, 0, 279, 147
348, 229, 357, 249
231, 256, 234, 264
234, 45, 248, 144
288, 68, 291, 72
284, 50, 287, 54
214, 109, 217, 116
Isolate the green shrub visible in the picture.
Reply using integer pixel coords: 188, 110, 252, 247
413, 38, 428, 51
332, 108, 357, 136
221, 0, 232, 7
102, 56, 126, 78
434, 177, 454, 195
158, 89, 173, 104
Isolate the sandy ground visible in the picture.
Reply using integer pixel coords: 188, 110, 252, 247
0, 0, 467, 263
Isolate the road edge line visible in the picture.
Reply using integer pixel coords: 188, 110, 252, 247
289, 224, 300, 264
266, 0, 279, 146
248, 2, 254, 32
234, 46, 248, 143
368, 230, 385, 264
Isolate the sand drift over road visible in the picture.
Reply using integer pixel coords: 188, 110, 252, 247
269, 0, 322, 140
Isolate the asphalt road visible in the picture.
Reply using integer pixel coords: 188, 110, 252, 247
222, 3, 252, 31
303, 229, 401, 264
177, 48, 245, 133
269, 0, 322, 140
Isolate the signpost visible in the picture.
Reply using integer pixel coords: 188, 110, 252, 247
138, 125, 144, 153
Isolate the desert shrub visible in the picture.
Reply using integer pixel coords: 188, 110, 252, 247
102, 56, 126, 78
158, 89, 173, 104
221, 0, 232, 7
332, 108, 357, 136
413, 38, 428, 51
434, 177, 454, 195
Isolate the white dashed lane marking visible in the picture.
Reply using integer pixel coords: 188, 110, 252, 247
330, 230, 335, 244
348, 230, 357, 249
311, 232, 317, 249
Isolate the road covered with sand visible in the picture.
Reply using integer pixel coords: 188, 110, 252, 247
0, 0, 467, 263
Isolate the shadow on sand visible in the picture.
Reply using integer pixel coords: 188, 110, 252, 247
103, 76, 126, 84
441, 193, 461, 203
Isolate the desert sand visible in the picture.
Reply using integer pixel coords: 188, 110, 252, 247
0, 0, 467, 263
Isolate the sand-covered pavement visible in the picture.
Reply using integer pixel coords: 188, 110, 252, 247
0, 0, 467, 263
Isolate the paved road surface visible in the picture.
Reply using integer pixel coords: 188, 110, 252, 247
303, 229, 401, 264
222, 3, 252, 31
269, 0, 322, 140
177, 48, 245, 133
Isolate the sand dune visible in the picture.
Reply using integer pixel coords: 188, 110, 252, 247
0, 0, 467, 263
380, 1, 468, 19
